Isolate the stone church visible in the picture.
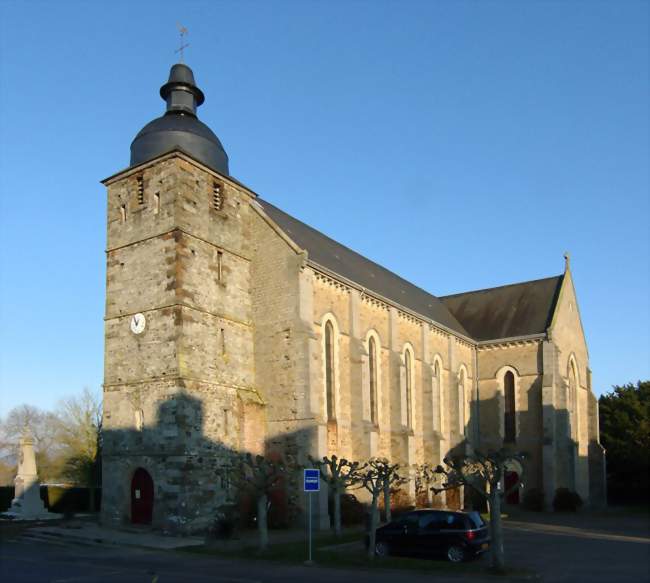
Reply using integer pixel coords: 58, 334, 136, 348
101, 63, 606, 532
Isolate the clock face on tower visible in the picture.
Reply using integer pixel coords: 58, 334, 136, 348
130, 313, 146, 335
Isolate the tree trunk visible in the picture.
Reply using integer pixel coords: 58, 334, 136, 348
257, 494, 269, 552
489, 490, 505, 572
333, 487, 342, 537
383, 482, 391, 523
367, 493, 379, 560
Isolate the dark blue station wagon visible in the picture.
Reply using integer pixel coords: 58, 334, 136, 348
372, 509, 490, 562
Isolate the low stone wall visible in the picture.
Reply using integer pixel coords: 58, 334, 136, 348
0, 485, 101, 514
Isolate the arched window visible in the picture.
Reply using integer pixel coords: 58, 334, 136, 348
459, 368, 466, 434
368, 336, 378, 425
504, 371, 516, 443
324, 320, 335, 420
433, 359, 442, 433
405, 348, 413, 429
568, 359, 579, 441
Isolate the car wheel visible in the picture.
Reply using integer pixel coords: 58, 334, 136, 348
446, 545, 465, 563
375, 541, 390, 557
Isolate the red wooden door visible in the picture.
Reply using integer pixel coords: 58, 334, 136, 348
131, 468, 154, 524
505, 471, 520, 504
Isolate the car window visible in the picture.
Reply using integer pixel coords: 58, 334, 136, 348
441, 513, 466, 530
467, 511, 485, 528
418, 512, 444, 530
394, 512, 418, 526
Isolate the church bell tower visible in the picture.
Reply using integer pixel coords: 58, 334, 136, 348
101, 63, 259, 532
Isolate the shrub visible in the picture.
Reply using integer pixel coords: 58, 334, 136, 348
415, 490, 430, 508
553, 488, 583, 512
466, 487, 488, 512
211, 504, 238, 539
0, 487, 14, 512
380, 488, 414, 520
339, 493, 365, 525
522, 488, 545, 512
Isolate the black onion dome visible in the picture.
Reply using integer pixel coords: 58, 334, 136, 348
130, 63, 229, 175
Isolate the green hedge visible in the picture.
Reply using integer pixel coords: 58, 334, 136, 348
0, 485, 101, 513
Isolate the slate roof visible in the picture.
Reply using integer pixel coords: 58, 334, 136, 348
257, 199, 471, 337
439, 276, 564, 342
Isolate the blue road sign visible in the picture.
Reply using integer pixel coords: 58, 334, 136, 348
304, 468, 320, 492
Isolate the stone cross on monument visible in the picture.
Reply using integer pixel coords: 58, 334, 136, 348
7, 428, 50, 519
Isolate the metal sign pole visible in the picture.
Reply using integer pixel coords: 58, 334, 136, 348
308, 491, 312, 563
303, 468, 319, 565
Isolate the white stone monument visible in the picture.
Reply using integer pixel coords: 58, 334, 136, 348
6, 430, 51, 519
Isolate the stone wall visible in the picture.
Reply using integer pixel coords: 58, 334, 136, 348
102, 152, 603, 532
102, 154, 258, 532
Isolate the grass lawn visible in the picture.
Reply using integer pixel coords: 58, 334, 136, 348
184, 530, 533, 579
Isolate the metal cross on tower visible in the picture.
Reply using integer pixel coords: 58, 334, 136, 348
175, 23, 190, 63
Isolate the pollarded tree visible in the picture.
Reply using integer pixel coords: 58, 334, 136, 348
359, 459, 385, 560
219, 452, 295, 552
373, 458, 403, 523
308, 454, 364, 537
433, 449, 525, 572
414, 463, 436, 507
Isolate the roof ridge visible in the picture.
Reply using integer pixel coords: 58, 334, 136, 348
440, 274, 563, 299
260, 198, 443, 299
257, 198, 471, 337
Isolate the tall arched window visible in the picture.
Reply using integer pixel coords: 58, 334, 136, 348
405, 349, 413, 429
459, 368, 466, 434
568, 359, 578, 441
504, 371, 516, 443
368, 336, 378, 425
324, 321, 335, 420
433, 360, 441, 433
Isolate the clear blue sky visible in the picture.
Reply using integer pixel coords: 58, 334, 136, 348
0, 1, 648, 415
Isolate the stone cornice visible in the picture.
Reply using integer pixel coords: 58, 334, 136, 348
308, 262, 476, 345
101, 149, 259, 202
106, 226, 252, 262
477, 334, 546, 351
104, 301, 252, 329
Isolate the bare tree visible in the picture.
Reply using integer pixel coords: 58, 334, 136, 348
219, 452, 294, 552
359, 459, 384, 560
433, 449, 525, 572
414, 463, 436, 507
56, 388, 102, 510
374, 458, 403, 523
360, 458, 403, 559
308, 454, 364, 537
0, 404, 62, 482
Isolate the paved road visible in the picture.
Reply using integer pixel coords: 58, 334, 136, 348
0, 538, 495, 583
1, 512, 648, 583
503, 513, 649, 583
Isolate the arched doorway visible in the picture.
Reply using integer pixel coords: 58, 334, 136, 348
131, 468, 154, 524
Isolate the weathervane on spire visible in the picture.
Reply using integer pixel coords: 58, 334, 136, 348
175, 23, 190, 63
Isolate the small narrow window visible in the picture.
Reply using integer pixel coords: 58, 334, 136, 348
368, 336, 378, 425
120, 204, 127, 223
154, 192, 160, 215
217, 250, 223, 282
213, 181, 224, 211
504, 371, 516, 443
220, 327, 226, 355
137, 175, 144, 205
223, 408, 230, 435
